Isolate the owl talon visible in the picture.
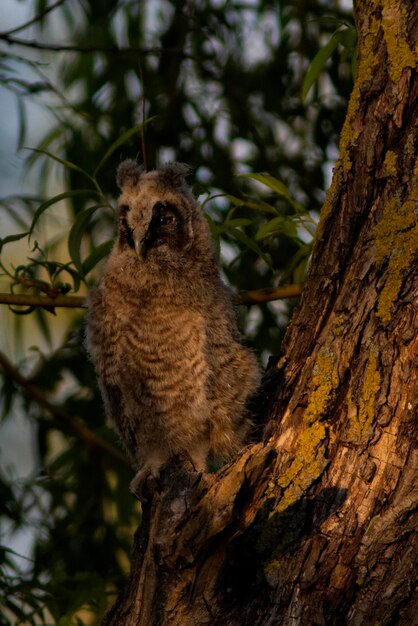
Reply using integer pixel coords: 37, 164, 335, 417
129, 468, 161, 503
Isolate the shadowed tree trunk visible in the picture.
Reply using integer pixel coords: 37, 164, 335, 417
103, 0, 418, 623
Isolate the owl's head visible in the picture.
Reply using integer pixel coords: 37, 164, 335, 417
113, 160, 216, 275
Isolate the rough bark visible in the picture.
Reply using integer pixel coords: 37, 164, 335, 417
103, 1, 418, 624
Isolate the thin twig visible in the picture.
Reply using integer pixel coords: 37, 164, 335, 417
139, 62, 148, 171
0, 350, 128, 465
0, 34, 187, 56
238, 284, 303, 304
2, 0, 66, 37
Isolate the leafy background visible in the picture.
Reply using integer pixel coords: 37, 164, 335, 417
0, 0, 354, 623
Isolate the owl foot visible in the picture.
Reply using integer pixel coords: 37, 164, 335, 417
129, 466, 161, 503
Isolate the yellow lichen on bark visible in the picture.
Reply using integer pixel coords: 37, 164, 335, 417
383, 150, 398, 176
275, 423, 327, 512
304, 346, 339, 425
317, 18, 380, 235
348, 351, 382, 443
372, 171, 418, 322
273, 342, 340, 512
317, 0, 416, 241
338, 16, 380, 171
381, 0, 417, 82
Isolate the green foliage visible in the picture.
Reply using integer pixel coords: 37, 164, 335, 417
302, 23, 357, 102
1, 321, 136, 625
0, 0, 354, 623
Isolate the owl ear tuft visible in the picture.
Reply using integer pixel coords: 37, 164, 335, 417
117, 160, 144, 190
158, 162, 192, 189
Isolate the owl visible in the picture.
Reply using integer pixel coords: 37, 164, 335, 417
85, 160, 260, 494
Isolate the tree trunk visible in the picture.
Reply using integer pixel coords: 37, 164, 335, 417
103, 1, 418, 624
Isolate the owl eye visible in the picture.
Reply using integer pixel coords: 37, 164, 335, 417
153, 201, 177, 227
159, 213, 175, 226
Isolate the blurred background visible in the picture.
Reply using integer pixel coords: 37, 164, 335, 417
0, 1, 353, 623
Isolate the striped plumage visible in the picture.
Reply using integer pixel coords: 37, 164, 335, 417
85, 161, 259, 491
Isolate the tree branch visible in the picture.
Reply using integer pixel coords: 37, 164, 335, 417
0, 293, 86, 308
0, 350, 128, 465
0, 286, 303, 310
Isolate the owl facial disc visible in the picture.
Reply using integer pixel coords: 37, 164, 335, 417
130, 200, 183, 260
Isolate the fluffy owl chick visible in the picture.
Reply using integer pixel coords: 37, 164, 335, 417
85, 160, 259, 492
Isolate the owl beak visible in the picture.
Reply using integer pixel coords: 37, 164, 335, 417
134, 234, 151, 259
133, 224, 153, 259
134, 237, 142, 257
